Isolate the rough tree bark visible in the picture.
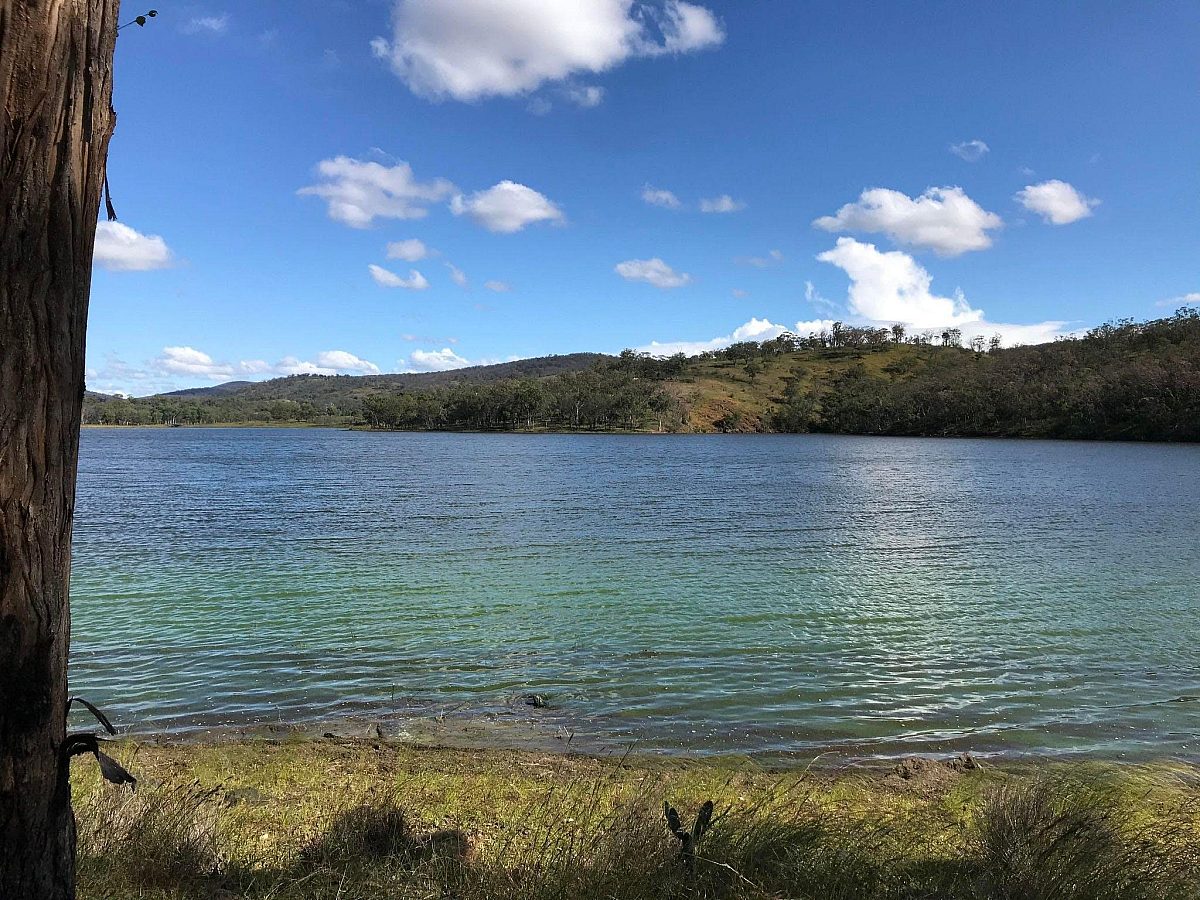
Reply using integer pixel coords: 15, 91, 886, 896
1, 2, 119, 897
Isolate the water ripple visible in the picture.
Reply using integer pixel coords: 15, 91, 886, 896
69, 430, 1200, 760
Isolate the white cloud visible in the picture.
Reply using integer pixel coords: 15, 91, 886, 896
804, 279, 837, 314
636, 317, 835, 356
386, 238, 430, 261
615, 257, 691, 289
372, 0, 723, 101
1015, 179, 1099, 225
485, 280, 512, 292
959, 320, 1072, 346
184, 14, 228, 34
369, 264, 430, 289
1157, 292, 1200, 309
699, 194, 745, 213
155, 346, 234, 380
526, 97, 553, 115
817, 237, 1068, 344
406, 347, 473, 371
565, 84, 605, 107
731, 288, 748, 299
270, 351, 383, 377
817, 237, 981, 328
446, 263, 469, 287
949, 139, 989, 162
646, 0, 725, 53
312, 350, 381, 375
92, 347, 386, 394
93, 222, 173, 271
86, 356, 171, 396
642, 185, 682, 209
450, 181, 564, 233
814, 186, 1002, 256
298, 156, 455, 228
736, 248, 783, 268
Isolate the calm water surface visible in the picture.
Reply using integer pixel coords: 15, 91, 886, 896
70, 429, 1200, 761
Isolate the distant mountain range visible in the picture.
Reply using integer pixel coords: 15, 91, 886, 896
131, 353, 609, 402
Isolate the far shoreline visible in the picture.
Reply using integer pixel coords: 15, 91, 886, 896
79, 422, 1200, 445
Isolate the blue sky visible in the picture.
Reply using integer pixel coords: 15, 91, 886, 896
88, 0, 1200, 395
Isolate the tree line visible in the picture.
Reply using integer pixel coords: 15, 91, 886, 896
775, 308, 1200, 441
361, 368, 684, 432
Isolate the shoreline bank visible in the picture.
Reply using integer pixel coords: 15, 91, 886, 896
73, 738, 1200, 900
99, 710, 1200, 771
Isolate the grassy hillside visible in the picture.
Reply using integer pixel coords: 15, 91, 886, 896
662, 343, 928, 433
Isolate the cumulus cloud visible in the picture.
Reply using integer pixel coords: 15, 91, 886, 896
450, 181, 564, 233
816, 237, 981, 328
261, 351, 382, 377
371, 0, 723, 101
485, 280, 512, 292
93, 222, 174, 271
814, 186, 1002, 256
369, 264, 430, 289
446, 263, 469, 287
817, 237, 1068, 344
406, 347, 473, 371
298, 156, 455, 228
155, 346, 234, 380
642, 185, 682, 209
636, 317, 836, 357
699, 194, 745, 213
386, 238, 431, 261
949, 139, 989, 161
615, 257, 691, 289
311, 350, 381, 375
1015, 179, 1099, 225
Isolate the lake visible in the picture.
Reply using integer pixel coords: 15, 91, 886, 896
69, 428, 1200, 762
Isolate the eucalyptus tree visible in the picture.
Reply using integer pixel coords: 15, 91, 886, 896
1, 3, 122, 896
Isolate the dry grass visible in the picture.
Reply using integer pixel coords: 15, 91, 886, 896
72, 741, 1200, 899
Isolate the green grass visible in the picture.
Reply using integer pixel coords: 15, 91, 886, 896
73, 741, 1200, 899
672, 344, 923, 432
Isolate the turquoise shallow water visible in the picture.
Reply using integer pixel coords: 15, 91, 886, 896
69, 428, 1200, 760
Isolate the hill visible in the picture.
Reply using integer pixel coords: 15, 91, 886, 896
146, 353, 609, 403
81, 311, 1200, 441
163, 381, 254, 398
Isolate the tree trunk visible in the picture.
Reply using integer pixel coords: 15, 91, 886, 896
1, 2, 119, 897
